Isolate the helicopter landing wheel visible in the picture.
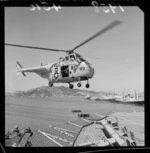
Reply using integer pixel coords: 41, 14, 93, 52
48, 82, 53, 87
77, 82, 81, 87
85, 83, 90, 88
69, 84, 74, 89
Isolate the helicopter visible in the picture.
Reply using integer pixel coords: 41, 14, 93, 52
5, 20, 121, 89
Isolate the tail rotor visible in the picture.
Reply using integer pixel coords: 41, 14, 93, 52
16, 61, 26, 77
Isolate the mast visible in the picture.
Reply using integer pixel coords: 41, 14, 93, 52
135, 90, 138, 100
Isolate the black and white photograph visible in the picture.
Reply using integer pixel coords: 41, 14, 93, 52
4, 1, 144, 148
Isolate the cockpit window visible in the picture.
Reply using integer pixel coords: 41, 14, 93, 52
70, 54, 76, 61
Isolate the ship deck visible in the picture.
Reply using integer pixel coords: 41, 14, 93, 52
5, 112, 144, 147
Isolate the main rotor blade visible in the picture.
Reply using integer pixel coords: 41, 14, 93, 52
80, 54, 100, 60
5, 43, 67, 53
73, 20, 122, 51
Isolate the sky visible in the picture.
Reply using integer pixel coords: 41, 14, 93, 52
5, 6, 144, 94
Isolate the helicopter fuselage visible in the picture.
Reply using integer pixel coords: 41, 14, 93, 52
16, 53, 94, 88
49, 61, 94, 83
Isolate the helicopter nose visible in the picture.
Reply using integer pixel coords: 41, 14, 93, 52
86, 62, 94, 78
90, 66, 95, 77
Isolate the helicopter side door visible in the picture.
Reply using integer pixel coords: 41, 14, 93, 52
61, 65, 69, 78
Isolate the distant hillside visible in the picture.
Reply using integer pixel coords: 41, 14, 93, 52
5, 86, 144, 99
5, 86, 99, 98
